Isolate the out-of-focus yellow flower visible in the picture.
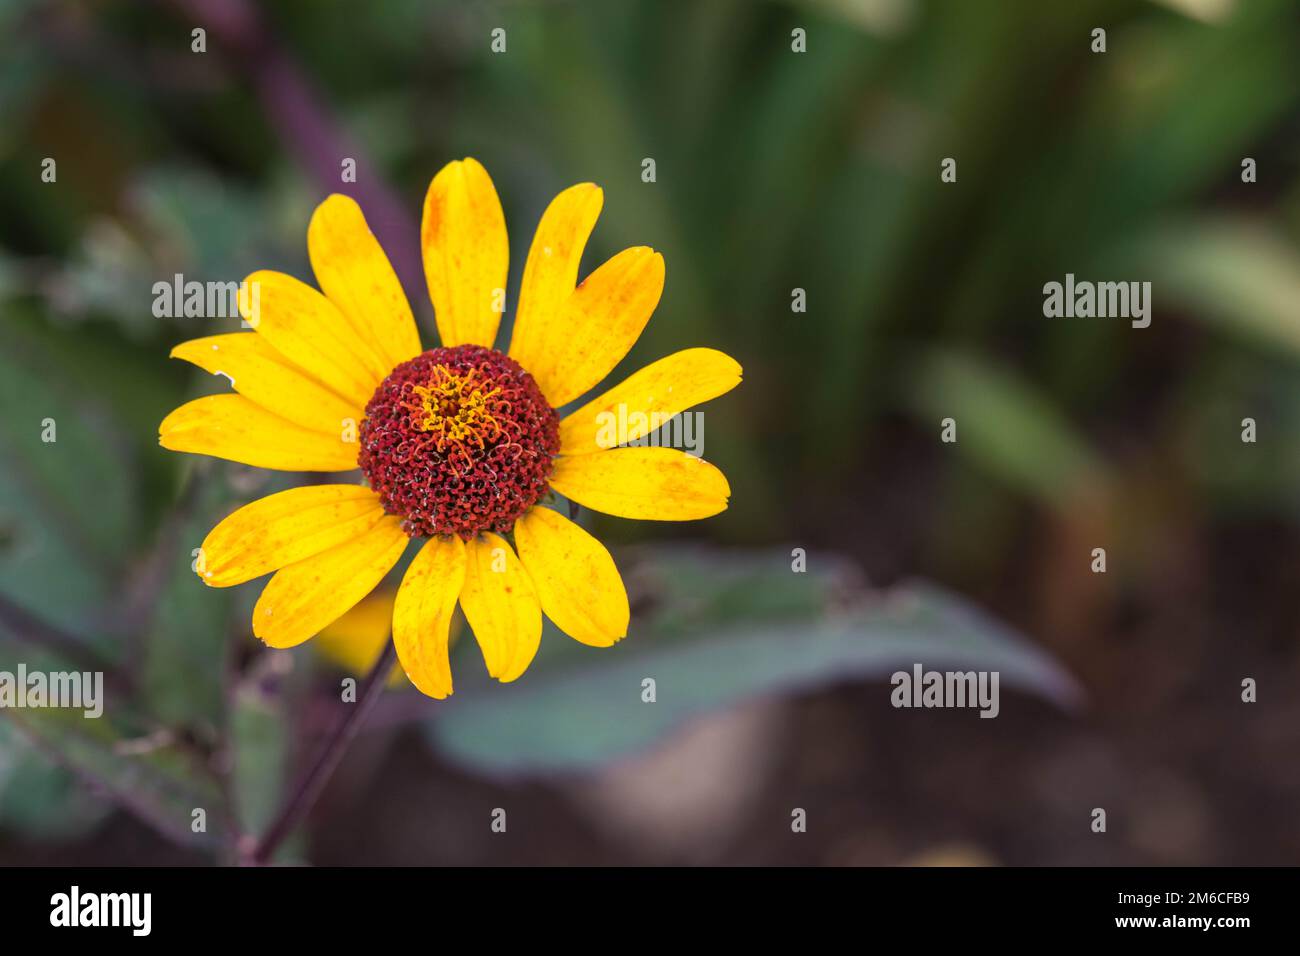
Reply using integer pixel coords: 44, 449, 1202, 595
313, 589, 408, 687
161, 158, 741, 699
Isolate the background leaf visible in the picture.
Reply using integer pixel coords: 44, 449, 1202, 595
0, 312, 140, 637
4, 704, 232, 849
905, 349, 1107, 509
427, 547, 1080, 775
230, 677, 290, 840
0, 720, 111, 841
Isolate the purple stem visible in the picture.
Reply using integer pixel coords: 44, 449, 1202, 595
248, 639, 396, 865
162, 0, 426, 307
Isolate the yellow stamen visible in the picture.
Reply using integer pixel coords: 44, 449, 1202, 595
405, 365, 504, 453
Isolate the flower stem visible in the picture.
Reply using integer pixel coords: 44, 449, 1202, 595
248, 639, 396, 865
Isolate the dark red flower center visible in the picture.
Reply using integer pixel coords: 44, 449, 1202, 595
358, 345, 559, 539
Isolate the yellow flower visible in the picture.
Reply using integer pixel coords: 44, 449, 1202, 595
160, 158, 741, 699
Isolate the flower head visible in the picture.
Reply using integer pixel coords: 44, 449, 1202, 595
160, 158, 741, 699
359, 345, 559, 539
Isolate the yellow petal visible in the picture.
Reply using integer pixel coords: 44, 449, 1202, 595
549, 446, 730, 520
392, 535, 466, 699
241, 269, 388, 408
508, 183, 603, 369
514, 507, 628, 647
252, 515, 409, 649
421, 158, 508, 348
458, 533, 541, 683
159, 394, 359, 471
308, 194, 423, 370
170, 333, 363, 434
198, 484, 386, 587
558, 348, 742, 455
315, 589, 408, 687
523, 246, 665, 408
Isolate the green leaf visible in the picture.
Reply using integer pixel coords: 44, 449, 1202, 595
905, 349, 1106, 508
4, 705, 232, 849
0, 317, 140, 636
230, 679, 290, 839
130, 167, 278, 278
427, 548, 1079, 775
44, 166, 294, 339
1135, 218, 1300, 358
615, 544, 862, 641
0, 720, 111, 841
140, 475, 234, 728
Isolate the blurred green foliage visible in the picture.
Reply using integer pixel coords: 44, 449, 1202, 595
428, 546, 1079, 774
